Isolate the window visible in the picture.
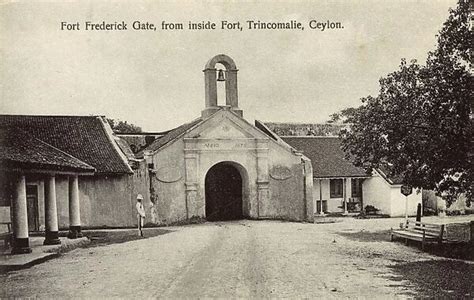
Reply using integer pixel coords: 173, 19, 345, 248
330, 179, 343, 198
316, 200, 327, 213
351, 178, 362, 197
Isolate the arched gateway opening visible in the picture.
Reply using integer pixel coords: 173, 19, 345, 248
205, 162, 244, 221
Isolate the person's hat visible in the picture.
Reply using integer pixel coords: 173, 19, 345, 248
136, 194, 144, 200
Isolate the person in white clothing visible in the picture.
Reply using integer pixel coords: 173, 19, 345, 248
136, 194, 146, 237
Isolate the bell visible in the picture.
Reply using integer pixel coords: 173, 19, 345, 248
217, 69, 226, 82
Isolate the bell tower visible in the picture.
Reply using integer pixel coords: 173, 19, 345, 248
202, 54, 243, 118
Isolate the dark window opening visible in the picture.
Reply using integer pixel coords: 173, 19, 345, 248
351, 178, 362, 197
330, 179, 343, 198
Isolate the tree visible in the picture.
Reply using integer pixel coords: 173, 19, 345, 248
339, 0, 472, 206
107, 118, 142, 133
328, 107, 358, 124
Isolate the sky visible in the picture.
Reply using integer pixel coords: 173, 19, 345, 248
0, 0, 457, 131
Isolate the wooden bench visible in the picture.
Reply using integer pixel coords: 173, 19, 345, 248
391, 220, 445, 251
0, 207, 12, 248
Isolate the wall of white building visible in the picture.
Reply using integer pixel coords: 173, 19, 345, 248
312, 178, 358, 213
389, 185, 422, 217
362, 171, 422, 217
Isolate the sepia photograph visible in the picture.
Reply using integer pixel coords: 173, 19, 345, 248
0, 0, 472, 298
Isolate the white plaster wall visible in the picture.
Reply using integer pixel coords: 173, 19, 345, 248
312, 179, 330, 203
362, 175, 392, 215
303, 159, 314, 221
312, 179, 354, 213
266, 141, 307, 220
152, 139, 187, 224
78, 175, 135, 228
148, 110, 313, 223
131, 161, 151, 221
312, 179, 324, 213
32, 174, 135, 229
54, 176, 69, 228
389, 186, 422, 217
312, 179, 340, 212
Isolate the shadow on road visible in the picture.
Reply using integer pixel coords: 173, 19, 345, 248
337, 230, 474, 298
336, 229, 391, 242
83, 228, 173, 248
388, 260, 473, 299
337, 230, 473, 260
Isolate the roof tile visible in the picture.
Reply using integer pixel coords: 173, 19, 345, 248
0, 128, 95, 173
0, 115, 131, 174
282, 137, 369, 178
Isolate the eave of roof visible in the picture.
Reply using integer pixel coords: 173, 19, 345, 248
376, 165, 404, 185
143, 117, 203, 153
0, 128, 96, 174
0, 115, 132, 174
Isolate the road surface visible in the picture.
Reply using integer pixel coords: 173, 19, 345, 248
1, 218, 468, 298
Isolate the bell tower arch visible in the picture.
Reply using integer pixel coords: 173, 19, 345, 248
202, 54, 243, 118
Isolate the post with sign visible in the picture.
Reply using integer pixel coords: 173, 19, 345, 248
401, 184, 413, 227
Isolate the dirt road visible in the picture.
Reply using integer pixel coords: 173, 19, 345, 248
1, 218, 472, 298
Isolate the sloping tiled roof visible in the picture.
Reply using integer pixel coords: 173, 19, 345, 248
116, 133, 167, 154
144, 117, 203, 153
115, 137, 136, 161
376, 165, 404, 185
282, 137, 368, 178
0, 128, 95, 173
0, 115, 132, 174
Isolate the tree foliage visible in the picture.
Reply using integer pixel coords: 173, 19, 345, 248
328, 107, 358, 124
339, 0, 472, 206
107, 118, 142, 133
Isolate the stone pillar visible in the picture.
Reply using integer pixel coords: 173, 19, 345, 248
319, 179, 324, 215
184, 148, 199, 219
202, 68, 220, 118
256, 140, 269, 218
68, 175, 82, 239
44, 175, 61, 245
225, 69, 238, 103
226, 70, 243, 117
11, 175, 32, 254
343, 178, 348, 215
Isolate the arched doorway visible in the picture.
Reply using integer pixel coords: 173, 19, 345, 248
205, 162, 243, 221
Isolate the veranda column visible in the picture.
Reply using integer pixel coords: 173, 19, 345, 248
44, 175, 61, 245
11, 174, 32, 254
319, 179, 324, 215
343, 178, 348, 215
68, 175, 82, 238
